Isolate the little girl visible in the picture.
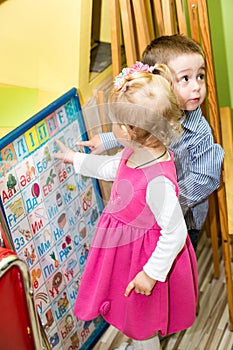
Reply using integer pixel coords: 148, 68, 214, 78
55, 62, 198, 350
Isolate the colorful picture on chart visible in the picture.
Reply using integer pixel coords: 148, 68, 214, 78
0, 88, 108, 350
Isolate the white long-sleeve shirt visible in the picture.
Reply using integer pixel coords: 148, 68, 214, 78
99, 107, 224, 230
73, 151, 187, 282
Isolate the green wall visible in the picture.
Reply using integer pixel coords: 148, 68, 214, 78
208, 0, 233, 109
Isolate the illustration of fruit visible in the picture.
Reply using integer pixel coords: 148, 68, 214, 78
85, 188, 92, 201
65, 235, 71, 245
62, 235, 72, 251
66, 184, 76, 191
31, 182, 40, 198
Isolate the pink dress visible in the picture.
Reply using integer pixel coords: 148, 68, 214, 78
74, 148, 198, 340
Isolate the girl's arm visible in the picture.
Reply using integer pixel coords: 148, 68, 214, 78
72, 151, 121, 181
143, 176, 187, 281
54, 139, 122, 181
124, 176, 187, 296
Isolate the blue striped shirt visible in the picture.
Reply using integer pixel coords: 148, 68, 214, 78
99, 106, 224, 230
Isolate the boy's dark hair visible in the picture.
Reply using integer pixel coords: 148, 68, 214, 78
142, 34, 205, 66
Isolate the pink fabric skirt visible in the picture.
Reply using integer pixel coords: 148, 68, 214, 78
74, 219, 198, 340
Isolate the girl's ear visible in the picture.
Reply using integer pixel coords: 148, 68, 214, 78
120, 124, 132, 140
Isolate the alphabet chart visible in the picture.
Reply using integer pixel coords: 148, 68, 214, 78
0, 88, 108, 349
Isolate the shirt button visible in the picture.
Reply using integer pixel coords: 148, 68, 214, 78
99, 301, 111, 315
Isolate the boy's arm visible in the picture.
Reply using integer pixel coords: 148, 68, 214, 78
76, 132, 123, 155
99, 132, 123, 151
174, 116, 224, 211
178, 139, 224, 211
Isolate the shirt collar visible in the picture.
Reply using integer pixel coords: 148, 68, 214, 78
181, 107, 203, 132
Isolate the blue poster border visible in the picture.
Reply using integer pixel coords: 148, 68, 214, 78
0, 87, 108, 349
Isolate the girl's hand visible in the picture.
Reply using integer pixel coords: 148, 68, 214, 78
76, 134, 104, 154
124, 270, 156, 297
54, 139, 75, 164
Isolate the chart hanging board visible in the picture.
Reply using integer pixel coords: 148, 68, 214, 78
0, 87, 108, 350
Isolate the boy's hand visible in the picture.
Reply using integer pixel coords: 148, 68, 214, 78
54, 139, 75, 164
124, 270, 156, 297
76, 134, 104, 154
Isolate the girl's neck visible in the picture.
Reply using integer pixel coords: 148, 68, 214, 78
127, 145, 168, 169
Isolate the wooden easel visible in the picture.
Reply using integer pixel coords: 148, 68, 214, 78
110, 0, 233, 330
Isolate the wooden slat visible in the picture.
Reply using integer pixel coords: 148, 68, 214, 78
187, 0, 200, 43
188, 0, 221, 281
92, 76, 113, 133
132, 0, 151, 57
152, 0, 165, 36
96, 90, 108, 133
119, 0, 137, 66
161, 0, 175, 35
197, 0, 233, 331
198, 0, 221, 143
110, 0, 122, 76
175, 0, 187, 35
208, 192, 220, 278
220, 107, 233, 235
144, 0, 155, 40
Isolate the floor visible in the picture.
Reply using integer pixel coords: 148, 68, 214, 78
92, 233, 233, 350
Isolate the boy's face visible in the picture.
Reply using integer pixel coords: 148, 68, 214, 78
168, 53, 206, 111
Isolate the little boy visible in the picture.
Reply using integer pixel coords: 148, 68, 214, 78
78, 35, 224, 251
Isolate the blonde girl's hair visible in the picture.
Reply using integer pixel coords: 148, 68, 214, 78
108, 63, 183, 147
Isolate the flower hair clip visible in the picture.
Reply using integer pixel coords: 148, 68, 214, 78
113, 61, 154, 90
